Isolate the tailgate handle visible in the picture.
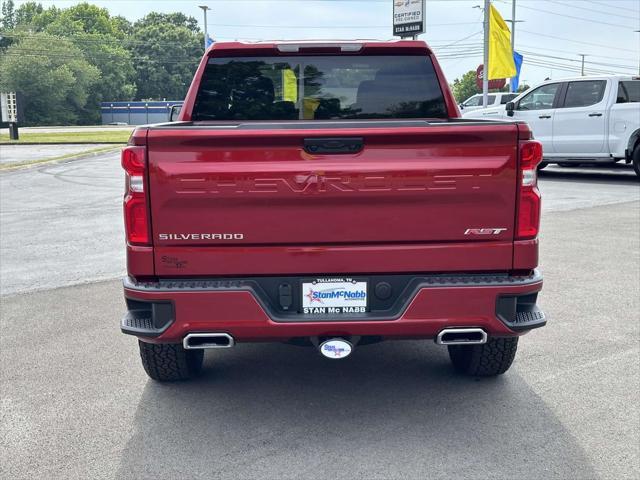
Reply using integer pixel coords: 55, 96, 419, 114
304, 137, 363, 155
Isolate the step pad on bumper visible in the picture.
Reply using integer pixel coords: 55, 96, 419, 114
514, 309, 546, 326
497, 295, 547, 331
121, 301, 174, 337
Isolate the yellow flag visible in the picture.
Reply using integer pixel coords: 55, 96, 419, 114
488, 4, 516, 80
282, 69, 298, 103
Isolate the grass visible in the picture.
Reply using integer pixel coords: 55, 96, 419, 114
0, 145, 122, 171
0, 129, 132, 144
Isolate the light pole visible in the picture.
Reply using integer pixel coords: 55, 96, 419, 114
635, 30, 640, 75
579, 54, 587, 76
505, 0, 524, 92
482, 0, 490, 108
199, 5, 211, 51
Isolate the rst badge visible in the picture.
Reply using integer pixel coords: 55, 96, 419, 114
464, 228, 508, 235
302, 278, 367, 314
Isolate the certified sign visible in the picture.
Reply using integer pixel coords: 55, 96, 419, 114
393, 0, 425, 37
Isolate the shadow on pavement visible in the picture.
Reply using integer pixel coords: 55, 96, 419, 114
540, 163, 638, 185
117, 341, 596, 479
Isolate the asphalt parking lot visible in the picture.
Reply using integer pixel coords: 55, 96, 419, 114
1, 153, 639, 479
0, 144, 118, 167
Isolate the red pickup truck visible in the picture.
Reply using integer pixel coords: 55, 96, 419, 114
121, 40, 546, 381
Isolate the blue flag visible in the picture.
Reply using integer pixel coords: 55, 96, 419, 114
205, 34, 214, 49
510, 51, 524, 92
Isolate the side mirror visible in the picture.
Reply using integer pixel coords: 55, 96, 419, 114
505, 101, 515, 117
459, 104, 465, 110
168, 104, 182, 122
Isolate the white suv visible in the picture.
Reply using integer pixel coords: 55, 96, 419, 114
459, 92, 518, 112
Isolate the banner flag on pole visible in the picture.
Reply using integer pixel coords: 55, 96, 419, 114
205, 34, 214, 48
488, 4, 516, 80
510, 51, 523, 92
282, 69, 298, 103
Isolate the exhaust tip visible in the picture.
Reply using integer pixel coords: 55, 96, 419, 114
183, 333, 235, 349
319, 338, 353, 359
436, 328, 487, 345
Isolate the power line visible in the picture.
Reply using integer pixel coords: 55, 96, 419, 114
583, 0, 640, 13
543, 0, 637, 20
513, 3, 637, 29
23, 0, 493, 2
523, 56, 630, 76
432, 30, 482, 49
206, 22, 480, 28
1, 31, 485, 49
516, 42, 638, 62
520, 50, 637, 71
518, 29, 638, 54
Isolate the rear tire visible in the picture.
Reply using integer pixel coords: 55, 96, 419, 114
448, 337, 518, 376
138, 340, 204, 382
537, 162, 548, 170
632, 146, 640, 178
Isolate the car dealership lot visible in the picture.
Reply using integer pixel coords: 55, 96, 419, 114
1, 154, 639, 479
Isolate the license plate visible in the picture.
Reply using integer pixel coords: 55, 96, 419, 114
301, 278, 368, 314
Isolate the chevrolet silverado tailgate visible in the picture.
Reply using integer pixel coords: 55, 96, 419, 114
146, 121, 519, 274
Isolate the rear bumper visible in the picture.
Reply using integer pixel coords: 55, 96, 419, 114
122, 270, 545, 343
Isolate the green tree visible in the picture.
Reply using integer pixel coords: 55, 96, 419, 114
7, 3, 136, 122
2, 3, 204, 122
69, 35, 137, 122
128, 13, 202, 100
41, 4, 136, 121
451, 70, 480, 103
14, 1, 44, 27
0, 33, 100, 125
1, 0, 16, 50
1, 0, 15, 29
134, 12, 199, 33
41, 3, 129, 38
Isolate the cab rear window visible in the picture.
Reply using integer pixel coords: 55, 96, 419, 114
563, 80, 606, 108
192, 55, 447, 121
617, 81, 640, 103
500, 94, 517, 104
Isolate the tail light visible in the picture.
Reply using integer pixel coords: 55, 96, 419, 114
122, 146, 149, 245
516, 141, 543, 240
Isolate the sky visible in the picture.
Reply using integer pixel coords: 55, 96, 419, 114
12, 0, 640, 87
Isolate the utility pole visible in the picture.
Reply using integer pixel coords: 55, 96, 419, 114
511, 0, 516, 52
198, 5, 211, 51
634, 30, 640, 75
482, 0, 490, 108
579, 54, 587, 76
506, 0, 524, 92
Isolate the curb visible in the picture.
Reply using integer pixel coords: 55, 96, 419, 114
0, 145, 123, 172
0, 141, 126, 145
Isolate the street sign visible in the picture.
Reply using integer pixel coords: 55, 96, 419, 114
393, 0, 425, 37
475, 65, 506, 90
1, 92, 22, 140
1, 92, 18, 123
